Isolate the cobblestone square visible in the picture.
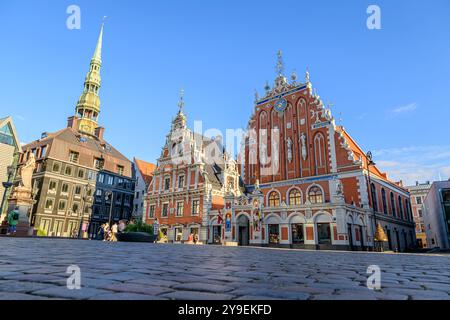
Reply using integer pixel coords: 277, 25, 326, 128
0, 238, 449, 300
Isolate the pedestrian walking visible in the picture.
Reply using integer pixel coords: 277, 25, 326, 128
6, 207, 20, 236
111, 223, 118, 242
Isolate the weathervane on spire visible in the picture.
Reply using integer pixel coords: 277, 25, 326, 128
178, 88, 185, 113
275, 50, 284, 76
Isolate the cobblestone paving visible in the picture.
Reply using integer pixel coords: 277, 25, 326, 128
0, 238, 449, 300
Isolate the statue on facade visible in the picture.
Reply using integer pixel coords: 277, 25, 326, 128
20, 153, 36, 190
300, 133, 307, 161
286, 138, 293, 163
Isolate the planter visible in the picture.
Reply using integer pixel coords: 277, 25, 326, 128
117, 232, 156, 243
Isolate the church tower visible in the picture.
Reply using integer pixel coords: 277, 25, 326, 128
75, 21, 104, 135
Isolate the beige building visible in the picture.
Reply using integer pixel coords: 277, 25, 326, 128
0, 116, 20, 221
407, 181, 432, 248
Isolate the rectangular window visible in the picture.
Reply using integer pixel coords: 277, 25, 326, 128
87, 170, 95, 181
40, 145, 47, 158
178, 175, 185, 189
45, 198, 54, 210
416, 197, 422, 205
94, 158, 104, 170
149, 205, 155, 218
176, 201, 184, 217
61, 183, 69, 194
69, 151, 79, 163
164, 177, 170, 190
48, 181, 57, 193
162, 203, 169, 217
65, 166, 73, 176
52, 162, 60, 173
78, 169, 85, 179
58, 200, 67, 211
74, 186, 82, 196
107, 176, 114, 185
72, 202, 80, 214
117, 165, 124, 175
192, 199, 200, 215
98, 174, 104, 184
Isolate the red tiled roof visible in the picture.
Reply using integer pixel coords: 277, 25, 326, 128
134, 158, 156, 186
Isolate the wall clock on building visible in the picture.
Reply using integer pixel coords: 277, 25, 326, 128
274, 98, 287, 114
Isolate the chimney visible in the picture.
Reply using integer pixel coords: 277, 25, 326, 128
95, 126, 105, 140
67, 116, 78, 130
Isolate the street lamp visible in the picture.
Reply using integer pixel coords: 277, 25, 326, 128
29, 184, 39, 227
1, 165, 16, 216
104, 190, 114, 227
78, 184, 93, 239
366, 151, 380, 251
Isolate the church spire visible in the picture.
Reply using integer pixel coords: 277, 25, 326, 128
92, 17, 105, 63
75, 20, 105, 135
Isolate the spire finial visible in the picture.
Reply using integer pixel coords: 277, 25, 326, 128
305, 67, 310, 83
291, 69, 297, 83
178, 88, 185, 113
92, 19, 105, 63
275, 50, 284, 76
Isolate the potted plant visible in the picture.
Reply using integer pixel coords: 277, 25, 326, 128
117, 221, 156, 243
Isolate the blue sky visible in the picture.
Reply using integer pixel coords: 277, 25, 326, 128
1, 0, 449, 185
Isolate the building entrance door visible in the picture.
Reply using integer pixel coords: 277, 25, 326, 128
359, 227, 365, 251
213, 225, 222, 244
237, 215, 249, 246
348, 224, 354, 251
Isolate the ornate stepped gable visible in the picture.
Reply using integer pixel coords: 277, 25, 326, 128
150, 92, 240, 197
244, 52, 399, 190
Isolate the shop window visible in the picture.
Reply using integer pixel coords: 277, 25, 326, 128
268, 224, 280, 244
291, 224, 304, 244
317, 223, 331, 244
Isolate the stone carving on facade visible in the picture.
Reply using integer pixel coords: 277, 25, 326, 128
260, 142, 267, 165
286, 138, 293, 163
338, 131, 357, 162
310, 109, 321, 124
300, 133, 307, 161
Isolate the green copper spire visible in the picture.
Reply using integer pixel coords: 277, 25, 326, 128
75, 20, 105, 135
92, 17, 105, 63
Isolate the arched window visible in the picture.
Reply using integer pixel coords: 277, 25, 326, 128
398, 196, 404, 219
381, 188, 388, 214
390, 192, 396, 217
313, 133, 327, 173
289, 189, 302, 205
405, 200, 412, 221
268, 192, 280, 207
308, 186, 324, 204
371, 183, 378, 212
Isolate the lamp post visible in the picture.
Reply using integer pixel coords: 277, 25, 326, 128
78, 184, 93, 239
104, 190, 114, 227
29, 184, 39, 227
1, 165, 16, 216
366, 151, 379, 251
